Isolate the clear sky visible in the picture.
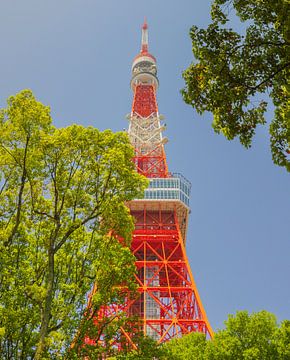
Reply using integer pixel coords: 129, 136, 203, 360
0, 0, 289, 331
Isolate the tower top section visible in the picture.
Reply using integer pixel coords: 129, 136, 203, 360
131, 21, 158, 90
141, 18, 148, 53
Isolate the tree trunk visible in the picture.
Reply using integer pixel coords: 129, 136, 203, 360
34, 247, 54, 360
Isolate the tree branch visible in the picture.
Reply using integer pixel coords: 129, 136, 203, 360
251, 62, 290, 91
6, 135, 30, 245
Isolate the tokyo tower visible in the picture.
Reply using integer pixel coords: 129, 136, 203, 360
84, 20, 213, 351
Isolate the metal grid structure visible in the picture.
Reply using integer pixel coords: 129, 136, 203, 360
128, 206, 212, 341
84, 20, 213, 351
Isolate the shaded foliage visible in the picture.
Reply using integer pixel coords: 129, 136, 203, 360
182, 0, 290, 171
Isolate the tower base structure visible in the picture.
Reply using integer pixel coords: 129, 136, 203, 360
83, 176, 212, 351
128, 203, 212, 342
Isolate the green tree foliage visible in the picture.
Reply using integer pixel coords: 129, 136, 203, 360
160, 311, 290, 360
0, 90, 148, 359
102, 311, 290, 359
109, 335, 168, 360
161, 331, 207, 360
182, 0, 290, 171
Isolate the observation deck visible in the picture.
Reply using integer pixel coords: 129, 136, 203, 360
143, 173, 191, 207
129, 173, 191, 242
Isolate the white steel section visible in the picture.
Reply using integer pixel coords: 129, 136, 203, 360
128, 114, 167, 156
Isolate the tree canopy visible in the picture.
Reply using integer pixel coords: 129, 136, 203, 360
106, 311, 290, 359
0, 90, 148, 359
182, 0, 290, 171
161, 310, 290, 360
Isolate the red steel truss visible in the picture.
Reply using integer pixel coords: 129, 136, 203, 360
128, 207, 212, 340
132, 84, 157, 118
80, 20, 212, 353
82, 206, 212, 351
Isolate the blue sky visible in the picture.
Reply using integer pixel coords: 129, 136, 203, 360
0, 0, 289, 331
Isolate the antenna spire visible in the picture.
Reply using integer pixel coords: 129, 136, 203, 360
141, 18, 148, 53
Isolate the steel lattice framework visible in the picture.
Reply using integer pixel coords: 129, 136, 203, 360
83, 20, 213, 351
129, 83, 168, 178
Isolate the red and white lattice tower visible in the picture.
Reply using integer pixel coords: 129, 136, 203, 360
126, 20, 213, 343
85, 21, 213, 350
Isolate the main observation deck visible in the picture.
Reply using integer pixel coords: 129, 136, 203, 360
129, 173, 192, 242
143, 173, 191, 207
